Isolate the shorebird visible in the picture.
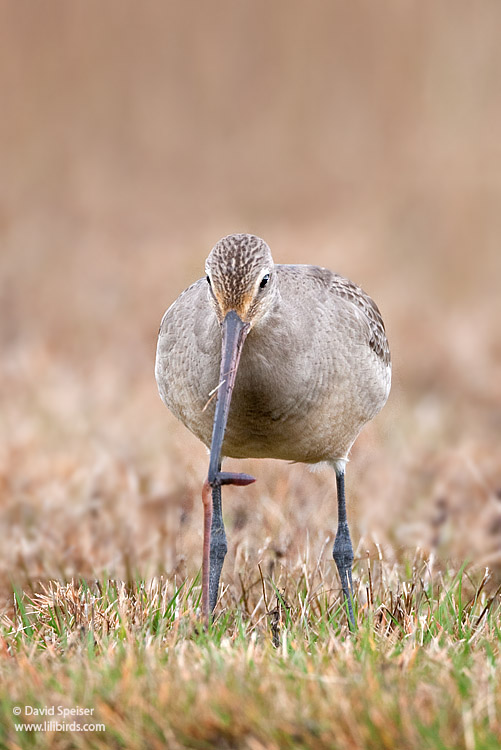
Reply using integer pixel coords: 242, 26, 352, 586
155, 234, 391, 627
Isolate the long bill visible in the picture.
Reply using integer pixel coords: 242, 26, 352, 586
207, 309, 256, 488
202, 310, 256, 625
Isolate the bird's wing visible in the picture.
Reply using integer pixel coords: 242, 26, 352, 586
329, 273, 391, 366
155, 278, 210, 410
158, 279, 204, 338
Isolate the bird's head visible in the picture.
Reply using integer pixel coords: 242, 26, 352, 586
205, 233, 276, 328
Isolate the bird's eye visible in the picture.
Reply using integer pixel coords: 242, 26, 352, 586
259, 274, 270, 289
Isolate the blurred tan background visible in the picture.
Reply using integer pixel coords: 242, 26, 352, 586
0, 1, 500, 605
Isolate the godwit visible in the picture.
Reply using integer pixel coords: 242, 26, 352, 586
155, 234, 391, 627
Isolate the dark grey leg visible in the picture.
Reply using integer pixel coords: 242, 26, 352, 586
332, 470, 356, 628
209, 480, 227, 614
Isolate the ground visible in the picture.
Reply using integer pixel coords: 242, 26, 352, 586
0, 221, 500, 747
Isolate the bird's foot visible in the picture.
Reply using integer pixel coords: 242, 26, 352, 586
333, 523, 356, 630
209, 471, 256, 487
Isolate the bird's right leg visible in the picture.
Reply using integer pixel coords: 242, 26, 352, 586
202, 469, 254, 625
209, 478, 227, 615
201, 468, 228, 625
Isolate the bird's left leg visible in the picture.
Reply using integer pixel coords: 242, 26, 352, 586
332, 468, 356, 629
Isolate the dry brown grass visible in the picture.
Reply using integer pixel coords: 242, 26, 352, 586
1, 564, 500, 748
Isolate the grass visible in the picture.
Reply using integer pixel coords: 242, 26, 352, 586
0, 558, 500, 749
